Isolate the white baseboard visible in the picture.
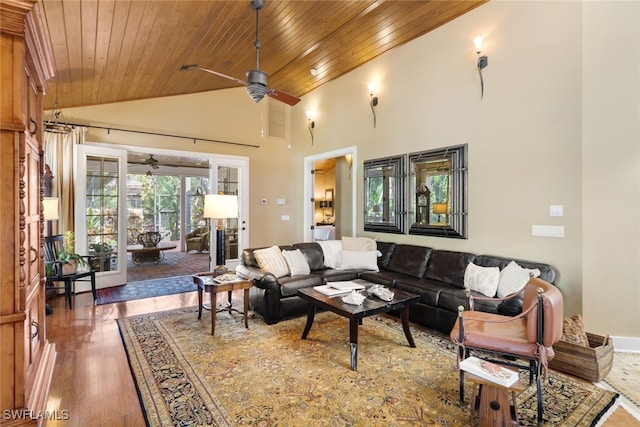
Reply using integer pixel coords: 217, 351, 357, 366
611, 336, 640, 353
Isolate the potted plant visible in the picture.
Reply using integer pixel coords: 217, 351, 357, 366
57, 231, 90, 274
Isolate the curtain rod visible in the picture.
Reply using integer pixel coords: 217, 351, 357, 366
49, 121, 260, 149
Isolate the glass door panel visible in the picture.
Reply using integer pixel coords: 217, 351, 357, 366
217, 166, 238, 260
86, 156, 119, 272
75, 144, 128, 289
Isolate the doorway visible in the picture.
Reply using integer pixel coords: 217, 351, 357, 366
75, 143, 249, 290
304, 147, 357, 242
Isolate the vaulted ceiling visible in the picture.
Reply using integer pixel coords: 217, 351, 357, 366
39, 0, 488, 110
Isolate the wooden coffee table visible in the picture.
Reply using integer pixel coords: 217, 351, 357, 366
297, 282, 420, 370
193, 272, 253, 335
126, 242, 177, 265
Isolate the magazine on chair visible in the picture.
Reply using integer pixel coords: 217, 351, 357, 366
459, 356, 520, 387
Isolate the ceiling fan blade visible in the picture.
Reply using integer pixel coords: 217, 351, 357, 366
198, 67, 249, 87
268, 89, 301, 106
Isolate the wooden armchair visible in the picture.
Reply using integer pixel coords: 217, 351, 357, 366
450, 277, 564, 425
186, 226, 210, 253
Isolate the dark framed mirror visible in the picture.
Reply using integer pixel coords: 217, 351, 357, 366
409, 144, 467, 238
364, 155, 405, 234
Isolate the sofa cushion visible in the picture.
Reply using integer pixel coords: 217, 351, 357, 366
376, 241, 396, 270
293, 242, 325, 271
339, 250, 379, 271
496, 261, 540, 297
424, 250, 476, 289
464, 263, 500, 297
316, 240, 342, 269
253, 246, 290, 278
342, 236, 377, 251
282, 249, 311, 276
279, 275, 323, 297
386, 244, 432, 279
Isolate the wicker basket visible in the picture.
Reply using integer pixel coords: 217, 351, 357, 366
549, 332, 614, 382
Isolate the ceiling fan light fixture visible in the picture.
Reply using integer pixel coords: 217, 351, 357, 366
246, 69, 269, 103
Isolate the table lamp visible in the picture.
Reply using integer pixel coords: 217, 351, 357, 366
43, 197, 59, 236
204, 194, 238, 273
432, 203, 448, 223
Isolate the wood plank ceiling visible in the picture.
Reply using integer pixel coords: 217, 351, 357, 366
39, 0, 488, 111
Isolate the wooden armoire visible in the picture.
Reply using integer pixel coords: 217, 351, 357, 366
0, 1, 57, 425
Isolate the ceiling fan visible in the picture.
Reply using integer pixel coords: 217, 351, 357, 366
180, 0, 301, 107
128, 154, 160, 169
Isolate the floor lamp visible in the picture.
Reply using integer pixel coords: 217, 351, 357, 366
204, 194, 239, 273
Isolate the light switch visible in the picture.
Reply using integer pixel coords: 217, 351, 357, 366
549, 205, 563, 217
276, 198, 286, 205
281, 215, 290, 221
532, 225, 565, 238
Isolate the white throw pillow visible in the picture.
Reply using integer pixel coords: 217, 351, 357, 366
338, 250, 379, 271
497, 261, 541, 297
342, 236, 377, 251
317, 240, 342, 269
464, 263, 500, 297
281, 249, 311, 276
253, 245, 290, 278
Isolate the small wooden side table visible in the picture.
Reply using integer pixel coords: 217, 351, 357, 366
193, 272, 253, 335
467, 372, 525, 426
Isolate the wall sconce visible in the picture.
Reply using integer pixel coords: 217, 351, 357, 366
306, 110, 315, 145
474, 36, 488, 99
368, 83, 379, 128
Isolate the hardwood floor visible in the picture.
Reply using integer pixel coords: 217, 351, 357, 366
43, 291, 637, 427
44, 290, 200, 426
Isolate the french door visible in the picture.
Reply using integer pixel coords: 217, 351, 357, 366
74, 144, 128, 290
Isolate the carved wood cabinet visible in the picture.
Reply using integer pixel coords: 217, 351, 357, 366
0, 1, 56, 425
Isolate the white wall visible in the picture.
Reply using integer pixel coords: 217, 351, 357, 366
60, 0, 640, 342
291, 0, 585, 316
582, 1, 640, 340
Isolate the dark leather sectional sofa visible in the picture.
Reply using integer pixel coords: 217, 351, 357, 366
235, 241, 556, 334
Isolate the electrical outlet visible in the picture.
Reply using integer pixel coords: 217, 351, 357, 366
281, 215, 290, 221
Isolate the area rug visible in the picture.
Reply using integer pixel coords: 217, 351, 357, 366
97, 275, 196, 304
117, 308, 618, 426
600, 351, 640, 414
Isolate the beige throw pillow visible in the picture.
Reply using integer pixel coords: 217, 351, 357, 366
253, 245, 290, 278
342, 236, 376, 251
464, 263, 500, 297
496, 261, 541, 297
282, 249, 311, 276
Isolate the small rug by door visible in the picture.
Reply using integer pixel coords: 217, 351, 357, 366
97, 275, 196, 305
117, 308, 618, 426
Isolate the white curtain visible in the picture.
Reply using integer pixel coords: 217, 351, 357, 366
43, 127, 86, 235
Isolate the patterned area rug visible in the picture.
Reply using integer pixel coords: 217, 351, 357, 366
97, 275, 196, 305
118, 308, 618, 426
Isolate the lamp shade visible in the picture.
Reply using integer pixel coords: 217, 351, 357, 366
432, 203, 448, 215
43, 197, 59, 220
204, 194, 238, 219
